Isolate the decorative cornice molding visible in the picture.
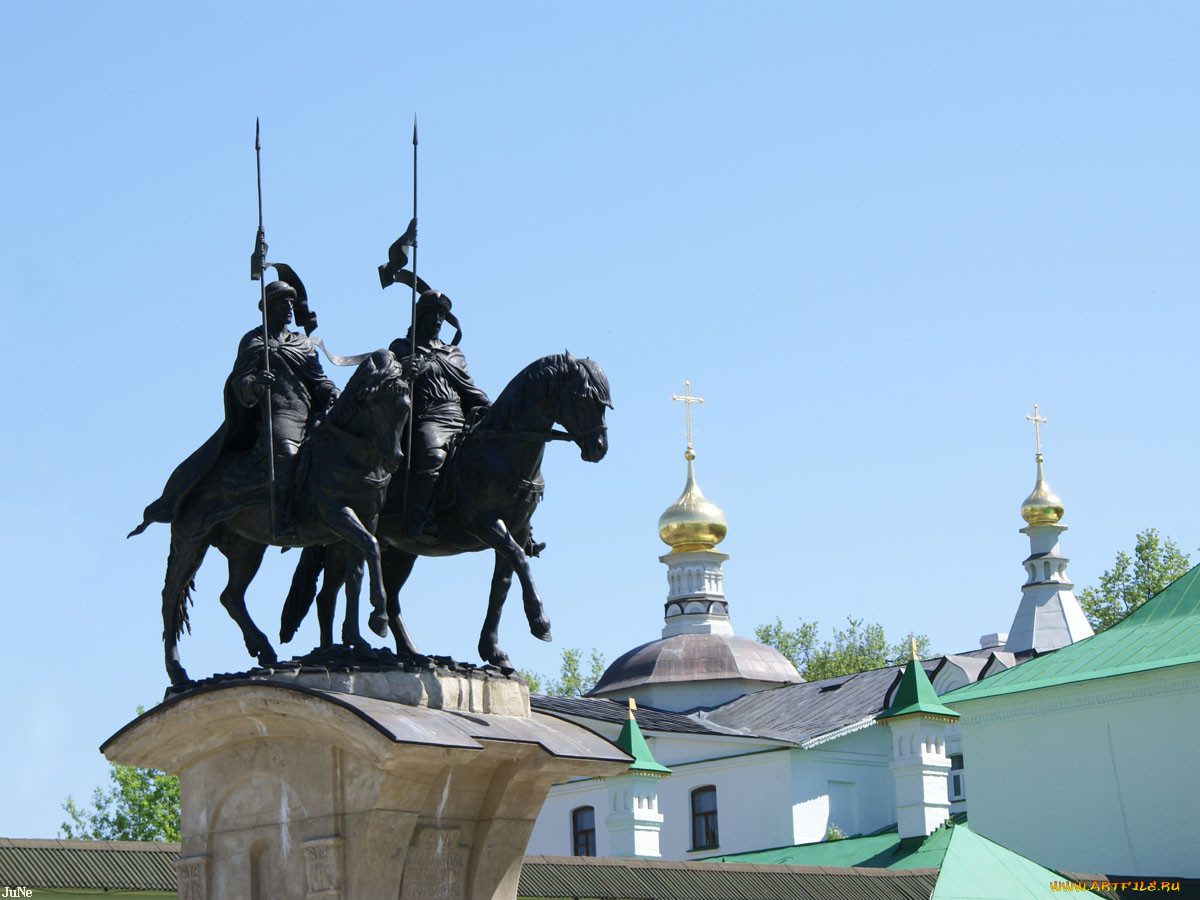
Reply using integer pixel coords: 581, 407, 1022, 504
800, 716, 880, 749
958, 666, 1200, 727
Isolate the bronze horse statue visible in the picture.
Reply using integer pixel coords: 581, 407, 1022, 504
132, 350, 410, 686
280, 352, 611, 668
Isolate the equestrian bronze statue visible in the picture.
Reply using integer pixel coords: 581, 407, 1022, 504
280, 351, 612, 669
128, 273, 411, 685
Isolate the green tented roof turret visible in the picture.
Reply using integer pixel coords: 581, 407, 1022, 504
877, 654, 959, 722
614, 700, 671, 774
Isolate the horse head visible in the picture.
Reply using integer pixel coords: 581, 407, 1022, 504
555, 352, 612, 463
326, 349, 410, 467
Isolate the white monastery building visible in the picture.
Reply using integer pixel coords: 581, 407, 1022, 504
527, 396, 1105, 862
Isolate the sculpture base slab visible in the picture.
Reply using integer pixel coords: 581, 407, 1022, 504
103, 672, 628, 900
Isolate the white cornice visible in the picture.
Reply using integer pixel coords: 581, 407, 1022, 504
958, 664, 1200, 727
800, 716, 879, 749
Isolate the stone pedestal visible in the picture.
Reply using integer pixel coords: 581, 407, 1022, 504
102, 667, 629, 900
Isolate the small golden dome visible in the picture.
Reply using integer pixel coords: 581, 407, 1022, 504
1020, 454, 1064, 525
658, 451, 728, 552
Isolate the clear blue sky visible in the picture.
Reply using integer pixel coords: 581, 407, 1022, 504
2, 3, 1198, 838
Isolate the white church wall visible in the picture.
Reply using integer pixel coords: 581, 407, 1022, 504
958, 662, 1200, 878
528, 732, 793, 859
661, 750, 795, 859
787, 726, 893, 844
528, 777, 611, 857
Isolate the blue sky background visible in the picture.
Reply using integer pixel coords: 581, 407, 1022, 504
2, 3, 1198, 837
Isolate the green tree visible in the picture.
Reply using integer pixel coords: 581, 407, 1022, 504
1078, 527, 1192, 633
755, 616, 931, 681
519, 647, 607, 696
61, 764, 180, 842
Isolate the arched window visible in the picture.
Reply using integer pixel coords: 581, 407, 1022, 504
571, 806, 596, 856
691, 786, 719, 850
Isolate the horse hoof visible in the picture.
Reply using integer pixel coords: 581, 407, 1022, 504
530, 615, 552, 642
482, 647, 511, 668
258, 649, 278, 666
369, 612, 388, 639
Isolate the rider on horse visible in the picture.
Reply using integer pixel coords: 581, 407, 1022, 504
131, 279, 338, 538
389, 290, 490, 544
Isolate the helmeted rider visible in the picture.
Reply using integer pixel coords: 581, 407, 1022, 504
232, 280, 339, 535
389, 290, 490, 543
130, 278, 338, 539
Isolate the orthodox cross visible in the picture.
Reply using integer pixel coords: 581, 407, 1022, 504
672, 380, 703, 457
1026, 403, 1047, 458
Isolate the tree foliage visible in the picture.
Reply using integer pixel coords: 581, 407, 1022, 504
755, 616, 931, 681
519, 647, 607, 696
61, 764, 180, 842
1078, 527, 1192, 633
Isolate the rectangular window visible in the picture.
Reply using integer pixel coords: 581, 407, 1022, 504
571, 806, 596, 856
691, 786, 719, 850
949, 754, 965, 801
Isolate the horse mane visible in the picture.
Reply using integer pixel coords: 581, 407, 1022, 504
482, 353, 611, 431
325, 349, 398, 430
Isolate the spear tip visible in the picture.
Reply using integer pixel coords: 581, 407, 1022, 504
413, 114, 418, 145
255, 117, 261, 151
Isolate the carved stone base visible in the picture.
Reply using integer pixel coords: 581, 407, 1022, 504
103, 673, 628, 900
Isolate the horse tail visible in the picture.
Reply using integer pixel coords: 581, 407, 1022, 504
163, 534, 197, 644
280, 545, 326, 643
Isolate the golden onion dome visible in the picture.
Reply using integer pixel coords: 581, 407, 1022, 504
1020, 454, 1064, 525
658, 450, 728, 552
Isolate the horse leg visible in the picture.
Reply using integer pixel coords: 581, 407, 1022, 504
316, 543, 349, 650
478, 552, 514, 668
340, 549, 372, 651
473, 516, 552, 647
214, 534, 277, 668
162, 532, 209, 687
380, 546, 420, 656
322, 506, 388, 630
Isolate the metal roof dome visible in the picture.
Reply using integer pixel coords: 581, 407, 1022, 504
590, 632, 803, 696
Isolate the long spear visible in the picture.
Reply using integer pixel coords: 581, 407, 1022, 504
402, 116, 418, 527
251, 118, 277, 540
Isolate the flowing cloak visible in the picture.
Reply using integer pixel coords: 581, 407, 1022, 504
129, 327, 335, 536
388, 336, 490, 433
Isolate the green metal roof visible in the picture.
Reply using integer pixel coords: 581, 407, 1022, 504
947, 562, 1200, 704
613, 704, 671, 775
0, 838, 178, 892
710, 822, 951, 870
931, 825, 1107, 899
876, 656, 959, 722
518, 856, 939, 899
711, 823, 1108, 898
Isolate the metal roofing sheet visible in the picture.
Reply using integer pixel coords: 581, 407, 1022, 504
590, 634, 802, 694
532, 695, 749, 736
700, 665, 941, 743
0, 839, 178, 891
932, 825, 1109, 898
518, 856, 939, 900
710, 821, 955, 871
